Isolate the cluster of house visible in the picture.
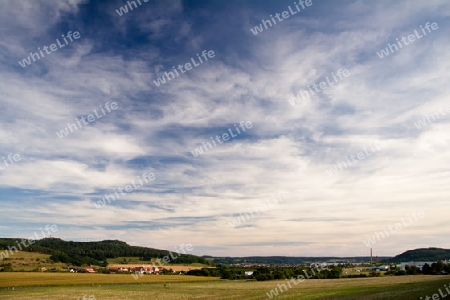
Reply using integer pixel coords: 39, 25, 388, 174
68, 266, 96, 273
67, 265, 168, 274
368, 260, 450, 272
368, 265, 390, 271
110, 266, 164, 274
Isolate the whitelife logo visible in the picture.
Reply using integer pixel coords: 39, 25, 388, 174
250, 0, 313, 35
326, 141, 386, 176
289, 69, 350, 106
94, 172, 155, 209
115, 0, 149, 16
131, 243, 193, 280
0, 153, 21, 171
0, 225, 58, 261
420, 283, 450, 300
190, 121, 252, 157
363, 211, 425, 248
266, 265, 326, 298
153, 50, 215, 87
56, 102, 118, 139
414, 105, 450, 129
18, 31, 81, 68
376, 22, 438, 59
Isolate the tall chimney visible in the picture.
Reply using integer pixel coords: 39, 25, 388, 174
370, 248, 373, 265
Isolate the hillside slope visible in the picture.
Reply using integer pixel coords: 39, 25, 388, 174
0, 238, 206, 266
392, 247, 450, 262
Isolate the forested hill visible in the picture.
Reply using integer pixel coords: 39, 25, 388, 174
391, 248, 450, 262
207, 256, 391, 264
0, 238, 206, 266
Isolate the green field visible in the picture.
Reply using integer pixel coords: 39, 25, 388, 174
0, 251, 66, 271
0, 273, 449, 299
106, 256, 210, 268
0, 273, 219, 288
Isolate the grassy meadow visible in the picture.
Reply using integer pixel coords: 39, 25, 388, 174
0, 251, 66, 271
0, 273, 449, 299
106, 256, 210, 267
0, 273, 219, 288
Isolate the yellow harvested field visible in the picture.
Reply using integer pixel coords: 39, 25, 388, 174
0, 273, 219, 288
1, 274, 450, 299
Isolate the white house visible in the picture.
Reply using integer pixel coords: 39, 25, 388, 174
369, 265, 390, 271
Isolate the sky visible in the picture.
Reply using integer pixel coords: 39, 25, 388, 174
0, 0, 449, 257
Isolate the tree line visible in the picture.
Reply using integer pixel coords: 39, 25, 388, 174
186, 265, 343, 280
0, 238, 206, 266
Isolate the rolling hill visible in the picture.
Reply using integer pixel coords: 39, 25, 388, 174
391, 247, 450, 262
0, 238, 207, 266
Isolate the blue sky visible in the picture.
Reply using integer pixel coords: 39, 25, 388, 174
0, 0, 449, 257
